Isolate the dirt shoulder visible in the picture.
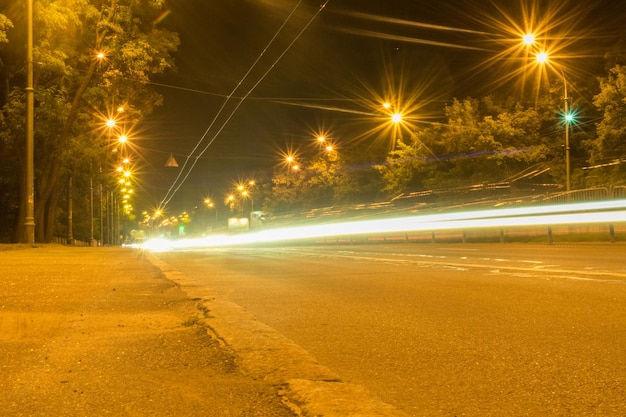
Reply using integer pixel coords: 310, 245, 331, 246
0, 245, 294, 417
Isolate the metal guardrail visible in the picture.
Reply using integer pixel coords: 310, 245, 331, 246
267, 187, 626, 245
269, 187, 624, 224
57, 187, 626, 247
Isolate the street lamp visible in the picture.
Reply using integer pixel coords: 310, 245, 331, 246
535, 50, 572, 192
225, 194, 236, 214
23, 0, 35, 243
204, 198, 218, 228
284, 154, 300, 172
241, 190, 254, 214
524, 36, 573, 192
562, 73, 571, 192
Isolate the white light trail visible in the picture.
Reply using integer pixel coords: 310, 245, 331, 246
142, 200, 626, 252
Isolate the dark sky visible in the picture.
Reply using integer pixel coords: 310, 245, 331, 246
139, 0, 626, 212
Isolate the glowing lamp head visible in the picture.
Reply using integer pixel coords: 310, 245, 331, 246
536, 52, 548, 63
522, 34, 535, 45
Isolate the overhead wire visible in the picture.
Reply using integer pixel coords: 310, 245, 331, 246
159, 0, 331, 209
159, 0, 303, 207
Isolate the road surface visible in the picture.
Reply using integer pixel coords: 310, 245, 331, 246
156, 243, 626, 416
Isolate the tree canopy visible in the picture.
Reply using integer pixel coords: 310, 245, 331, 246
588, 65, 626, 185
0, 0, 178, 242
2, 3, 626, 240
375, 97, 555, 196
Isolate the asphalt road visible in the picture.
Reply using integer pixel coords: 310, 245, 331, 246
156, 243, 626, 416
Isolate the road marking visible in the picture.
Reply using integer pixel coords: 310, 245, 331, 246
267, 248, 626, 283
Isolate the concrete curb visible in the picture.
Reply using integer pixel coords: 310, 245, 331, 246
147, 253, 410, 417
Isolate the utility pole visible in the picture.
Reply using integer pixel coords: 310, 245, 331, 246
563, 75, 571, 192
23, 0, 35, 243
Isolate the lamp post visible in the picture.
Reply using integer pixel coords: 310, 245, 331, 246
225, 194, 236, 215
385, 101, 404, 150
204, 198, 218, 229
23, 0, 35, 243
563, 76, 571, 192
535, 52, 572, 192
528, 39, 572, 192
89, 172, 96, 246
241, 190, 253, 214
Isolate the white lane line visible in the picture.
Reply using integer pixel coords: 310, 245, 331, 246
272, 248, 626, 283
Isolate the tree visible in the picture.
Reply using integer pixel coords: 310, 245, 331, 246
374, 131, 433, 194
376, 97, 555, 196
1, 0, 179, 242
589, 64, 626, 185
0, 11, 14, 240
268, 148, 369, 213
268, 167, 303, 213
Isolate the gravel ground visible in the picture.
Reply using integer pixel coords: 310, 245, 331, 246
0, 245, 295, 417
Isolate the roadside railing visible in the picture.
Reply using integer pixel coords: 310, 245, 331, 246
266, 187, 626, 245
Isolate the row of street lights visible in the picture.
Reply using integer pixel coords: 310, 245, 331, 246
21, 22, 579, 243
282, 133, 339, 172
98, 113, 138, 245
384, 34, 576, 192
225, 180, 256, 216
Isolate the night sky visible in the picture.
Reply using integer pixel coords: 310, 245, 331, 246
139, 0, 626, 212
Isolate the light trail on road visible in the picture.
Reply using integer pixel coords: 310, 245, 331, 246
144, 199, 626, 252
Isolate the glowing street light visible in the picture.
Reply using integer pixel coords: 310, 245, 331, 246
284, 154, 300, 172
524, 35, 573, 191
225, 194, 236, 212
534, 50, 572, 192
522, 34, 535, 46
536, 51, 548, 63
241, 190, 254, 215
204, 198, 218, 226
